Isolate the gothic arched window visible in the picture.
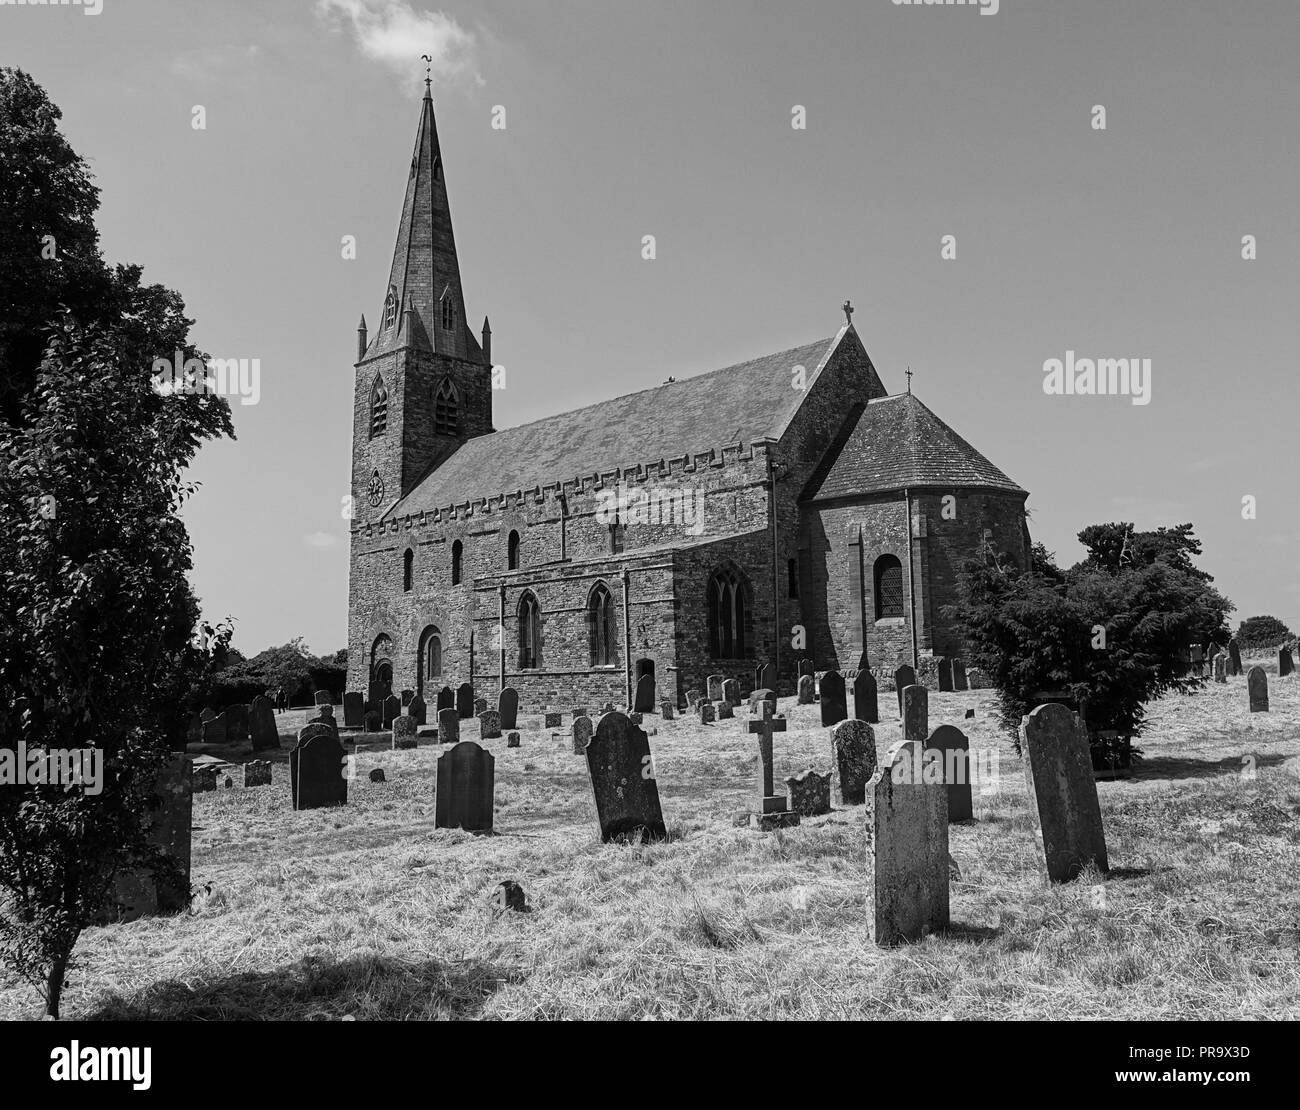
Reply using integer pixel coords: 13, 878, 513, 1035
440, 289, 456, 332
402, 548, 413, 592
707, 566, 750, 659
383, 287, 398, 330
370, 376, 388, 437
507, 529, 521, 570
451, 539, 463, 586
588, 581, 617, 667
518, 592, 542, 671
434, 377, 459, 437
874, 554, 904, 620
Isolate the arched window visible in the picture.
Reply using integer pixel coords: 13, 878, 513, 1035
451, 539, 463, 586
874, 554, 904, 620
440, 289, 456, 332
787, 557, 799, 599
417, 625, 442, 694
383, 287, 398, 330
402, 548, 414, 592
518, 592, 542, 671
588, 582, 618, 667
507, 529, 521, 570
707, 566, 750, 659
434, 377, 459, 437
609, 512, 623, 555
370, 376, 388, 437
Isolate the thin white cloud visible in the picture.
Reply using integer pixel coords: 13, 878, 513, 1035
316, 0, 481, 88
169, 44, 261, 82
304, 531, 341, 548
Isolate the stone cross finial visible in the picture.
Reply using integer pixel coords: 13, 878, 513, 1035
747, 701, 787, 799
842, 299, 854, 325
905, 366, 913, 392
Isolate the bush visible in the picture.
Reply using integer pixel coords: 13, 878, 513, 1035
1235, 616, 1293, 653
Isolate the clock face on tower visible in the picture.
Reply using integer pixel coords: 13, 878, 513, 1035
367, 470, 385, 507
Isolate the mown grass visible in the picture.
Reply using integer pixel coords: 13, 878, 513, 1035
3, 660, 1299, 1020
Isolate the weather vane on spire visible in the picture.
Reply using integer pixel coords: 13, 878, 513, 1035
421, 53, 433, 93
905, 366, 913, 393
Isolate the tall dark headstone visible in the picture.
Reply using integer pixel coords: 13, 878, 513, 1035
1280, 648, 1294, 677
798, 658, 814, 678
936, 658, 953, 693
925, 724, 973, 822
952, 658, 968, 692
1248, 666, 1268, 712
797, 675, 815, 705
408, 694, 427, 726
401, 688, 414, 707
634, 673, 656, 713
437, 685, 455, 712
1228, 638, 1242, 676
435, 741, 495, 832
249, 695, 279, 752
853, 670, 878, 724
819, 669, 847, 727
584, 711, 667, 842
902, 685, 928, 749
893, 664, 916, 716
757, 662, 776, 693
1021, 704, 1108, 882
290, 723, 347, 810
457, 682, 474, 719
438, 706, 460, 743
381, 694, 401, 729
343, 691, 365, 729
498, 686, 519, 729
721, 678, 741, 707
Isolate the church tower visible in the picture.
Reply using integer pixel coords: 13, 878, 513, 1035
351, 79, 493, 523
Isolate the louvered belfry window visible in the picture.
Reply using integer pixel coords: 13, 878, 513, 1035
370, 377, 388, 437
434, 377, 459, 436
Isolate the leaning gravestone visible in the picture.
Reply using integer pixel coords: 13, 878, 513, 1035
408, 694, 427, 726
572, 714, 593, 755
893, 664, 916, 716
831, 718, 876, 806
249, 695, 279, 751
936, 658, 953, 693
1228, 639, 1242, 676
1248, 666, 1268, 712
499, 686, 519, 729
925, 725, 973, 822
1021, 703, 1109, 882
1280, 648, 1295, 677
201, 711, 228, 745
435, 741, 494, 833
438, 707, 460, 743
634, 673, 656, 713
797, 674, 815, 705
819, 669, 847, 727
437, 685, 455, 713
343, 692, 365, 728
757, 662, 777, 693
707, 674, 724, 702
244, 760, 272, 788
722, 678, 741, 707
952, 658, 968, 691
785, 769, 831, 817
585, 711, 667, 842
392, 715, 418, 749
314, 690, 332, 706
224, 703, 250, 745
478, 709, 503, 740
457, 683, 474, 719
290, 723, 347, 810
853, 670, 878, 724
105, 756, 192, 922
1214, 654, 1227, 684
381, 694, 401, 729
866, 739, 949, 946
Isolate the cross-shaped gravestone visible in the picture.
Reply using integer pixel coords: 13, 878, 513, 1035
747, 703, 799, 829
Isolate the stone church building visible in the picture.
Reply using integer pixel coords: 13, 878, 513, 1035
347, 87, 1031, 710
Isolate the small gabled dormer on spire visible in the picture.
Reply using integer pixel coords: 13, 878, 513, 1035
356, 314, 368, 362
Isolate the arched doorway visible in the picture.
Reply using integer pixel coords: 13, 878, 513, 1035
370, 633, 395, 707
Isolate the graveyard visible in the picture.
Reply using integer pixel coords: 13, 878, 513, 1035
4, 657, 1296, 1021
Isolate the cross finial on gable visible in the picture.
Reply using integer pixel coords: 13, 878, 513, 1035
842, 299, 854, 326
905, 365, 913, 393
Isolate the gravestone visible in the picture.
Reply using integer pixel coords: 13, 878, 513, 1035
244, 760, 272, 788
893, 665, 916, 716
698, 700, 716, 724
706, 674, 724, 702
584, 711, 667, 842
866, 739, 949, 946
1248, 666, 1268, 712
498, 686, 519, 729
749, 688, 777, 717
660, 700, 675, 720
853, 670, 878, 724
478, 709, 503, 740
249, 695, 279, 751
716, 700, 734, 720
572, 714, 594, 755
1214, 654, 1227, 684
381, 694, 401, 729
925, 725, 972, 822
313, 704, 339, 734
106, 756, 192, 921
438, 707, 461, 743
314, 690, 332, 706
832, 718, 876, 806
634, 673, 656, 713
193, 764, 220, 792
201, 711, 227, 745
798, 658, 814, 678
363, 709, 381, 733
797, 674, 815, 704
952, 658, 968, 692
757, 662, 777, 693
224, 703, 250, 744
748, 703, 799, 829
1280, 648, 1295, 677
722, 678, 741, 707
819, 669, 847, 727
369, 768, 386, 783
457, 684, 474, 719
437, 686, 454, 712
474, 696, 489, 716
343, 692, 365, 728
785, 769, 831, 818
936, 658, 953, 693
902, 685, 928, 749
435, 741, 494, 833
290, 723, 347, 810
544, 711, 562, 728
408, 694, 427, 726
1228, 639, 1242, 676
1021, 704, 1109, 882
401, 689, 414, 707
507, 731, 520, 748
392, 715, 418, 748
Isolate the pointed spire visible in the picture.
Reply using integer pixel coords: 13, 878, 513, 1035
481, 316, 492, 365
357, 314, 368, 362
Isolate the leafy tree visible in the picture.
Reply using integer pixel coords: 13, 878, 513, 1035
1235, 616, 1293, 651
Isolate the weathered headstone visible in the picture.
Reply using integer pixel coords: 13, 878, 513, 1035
748, 703, 799, 829
698, 700, 716, 724
1280, 648, 1294, 677
437, 685, 454, 712
498, 686, 519, 729
659, 700, 675, 720
457, 683, 474, 719
798, 658, 814, 678
819, 669, 847, 727
381, 694, 401, 729
572, 714, 594, 754
314, 690, 332, 706
543, 711, 562, 728
438, 707, 461, 742
193, 764, 220, 792
925, 725, 972, 822
478, 709, 503, 740
722, 678, 741, 707
106, 757, 192, 921
249, 695, 279, 751
363, 708, 382, 733
243, 760, 272, 788
290, 723, 348, 810
853, 670, 878, 724
1021, 704, 1109, 881
435, 741, 494, 833
707, 674, 724, 702
894, 664, 916, 716
401, 688, 414, 707
506, 731, 520, 748
902, 685, 928, 749
785, 769, 831, 817
369, 768, 386, 783
797, 674, 815, 704
343, 691, 365, 728
749, 688, 777, 716
952, 658, 968, 691
474, 696, 489, 716
715, 700, 733, 719
1248, 666, 1268, 712
936, 657, 953, 693
1214, 654, 1227, 683
1228, 639, 1242, 676
634, 673, 656, 713
392, 715, 419, 748
584, 711, 666, 841
831, 718, 876, 806
866, 739, 949, 946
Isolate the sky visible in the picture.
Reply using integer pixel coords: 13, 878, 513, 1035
6, 0, 1299, 655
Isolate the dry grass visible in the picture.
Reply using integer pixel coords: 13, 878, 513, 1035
3, 660, 1300, 1020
